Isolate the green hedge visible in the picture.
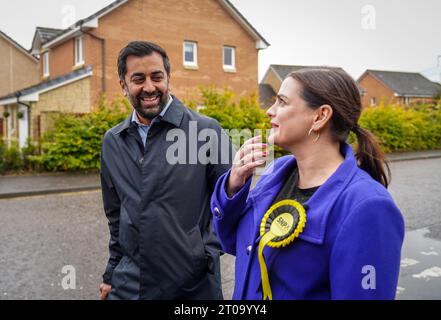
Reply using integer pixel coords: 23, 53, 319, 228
35, 96, 130, 172
1, 90, 440, 174
358, 103, 441, 153
0, 138, 40, 174
186, 87, 271, 147
187, 87, 268, 131
185, 87, 288, 158
0, 141, 22, 173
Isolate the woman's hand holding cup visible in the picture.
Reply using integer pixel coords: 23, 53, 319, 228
227, 136, 267, 197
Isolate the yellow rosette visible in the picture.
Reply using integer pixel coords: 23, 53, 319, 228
258, 199, 307, 300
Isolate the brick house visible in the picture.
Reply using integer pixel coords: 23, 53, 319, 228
0, 30, 40, 144
0, 0, 269, 147
259, 64, 346, 108
0, 30, 40, 97
357, 70, 441, 107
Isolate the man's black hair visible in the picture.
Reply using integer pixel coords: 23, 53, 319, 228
117, 41, 171, 80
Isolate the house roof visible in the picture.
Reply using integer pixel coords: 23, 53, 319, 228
42, 0, 269, 49
41, 0, 127, 47
0, 30, 38, 61
360, 70, 441, 97
262, 64, 367, 96
0, 67, 93, 106
259, 84, 276, 106
32, 27, 64, 46
267, 64, 345, 81
217, 0, 269, 48
31, 27, 65, 54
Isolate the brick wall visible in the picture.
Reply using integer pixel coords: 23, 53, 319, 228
358, 73, 397, 107
359, 73, 437, 107
43, 0, 260, 109
96, 0, 259, 106
407, 97, 436, 105
0, 36, 40, 97
30, 77, 92, 139
42, 39, 75, 81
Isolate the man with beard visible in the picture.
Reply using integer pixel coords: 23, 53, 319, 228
99, 41, 233, 300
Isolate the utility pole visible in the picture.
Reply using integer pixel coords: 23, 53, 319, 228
438, 55, 441, 83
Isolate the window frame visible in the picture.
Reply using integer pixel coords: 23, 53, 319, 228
43, 51, 50, 77
75, 35, 85, 66
183, 41, 198, 68
223, 46, 236, 72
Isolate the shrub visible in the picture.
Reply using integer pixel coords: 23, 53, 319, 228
1, 141, 23, 172
37, 96, 130, 171
5, 92, 439, 174
22, 138, 42, 172
0, 140, 5, 173
186, 86, 287, 158
359, 103, 441, 152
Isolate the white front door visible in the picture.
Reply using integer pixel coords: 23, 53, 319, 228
18, 105, 28, 149
7, 106, 12, 147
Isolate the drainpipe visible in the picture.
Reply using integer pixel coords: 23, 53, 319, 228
79, 21, 106, 93
15, 92, 31, 147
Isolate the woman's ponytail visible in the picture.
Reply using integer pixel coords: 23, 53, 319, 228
289, 68, 391, 188
352, 125, 391, 188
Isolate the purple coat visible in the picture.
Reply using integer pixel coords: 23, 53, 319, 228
211, 143, 404, 300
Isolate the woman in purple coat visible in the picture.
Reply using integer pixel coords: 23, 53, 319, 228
211, 68, 405, 300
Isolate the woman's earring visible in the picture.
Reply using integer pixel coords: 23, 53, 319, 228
308, 128, 320, 143
314, 132, 320, 143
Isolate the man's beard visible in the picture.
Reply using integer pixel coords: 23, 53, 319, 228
130, 89, 170, 120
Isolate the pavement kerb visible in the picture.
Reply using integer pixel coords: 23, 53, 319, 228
387, 153, 441, 163
0, 186, 101, 200
1, 151, 440, 199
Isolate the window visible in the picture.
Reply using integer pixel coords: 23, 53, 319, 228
43, 52, 50, 77
404, 97, 410, 105
75, 36, 84, 66
370, 97, 376, 106
183, 41, 198, 68
223, 46, 236, 71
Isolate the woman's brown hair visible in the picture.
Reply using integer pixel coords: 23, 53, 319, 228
289, 68, 390, 187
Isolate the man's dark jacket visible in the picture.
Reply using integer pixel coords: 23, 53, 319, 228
100, 97, 233, 299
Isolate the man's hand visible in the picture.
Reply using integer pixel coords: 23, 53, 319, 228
100, 283, 112, 300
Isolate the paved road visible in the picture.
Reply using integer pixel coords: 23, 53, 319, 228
0, 190, 235, 300
388, 158, 441, 299
0, 157, 440, 300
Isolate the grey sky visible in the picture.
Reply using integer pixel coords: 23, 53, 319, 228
0, 0, 440, 80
